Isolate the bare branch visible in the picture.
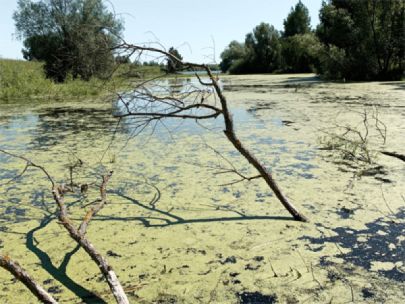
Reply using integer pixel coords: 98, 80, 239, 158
0, 255, 58, 304
79, 171, 113, 235
0, 149, 55, 187
0, 150, 129, 304
112, 42, 308, 222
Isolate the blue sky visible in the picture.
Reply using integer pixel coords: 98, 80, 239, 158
0, 0, 322, 63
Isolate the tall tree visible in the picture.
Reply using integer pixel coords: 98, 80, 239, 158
245, 23, 282, 73
281, 1, 316, 73
14, 0, 123, 82
316, 0, 404, 80
283, 0, 311, 37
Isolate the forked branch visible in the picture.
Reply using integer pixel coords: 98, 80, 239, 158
114, 43, 308, 222
0, 150, 129, 304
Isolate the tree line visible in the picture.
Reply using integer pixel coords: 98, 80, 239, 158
13, 0, 404, 82
219, 0, 404, 81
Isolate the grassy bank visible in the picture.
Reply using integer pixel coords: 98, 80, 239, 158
0, 59, 163, 102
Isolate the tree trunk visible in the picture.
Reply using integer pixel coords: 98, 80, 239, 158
207, 69, 308, 222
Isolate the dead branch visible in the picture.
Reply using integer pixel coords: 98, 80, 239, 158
0, 150, 129, 304
114, 43, 308, 222
52, 184, 129, 304
79, 171, 113, 235
0, 255, 58, 304
203, 143, 262, 186
0, 149, 55, 187
319, 107, 389, 167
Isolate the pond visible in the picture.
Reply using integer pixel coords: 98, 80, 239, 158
0, 74, 404, 303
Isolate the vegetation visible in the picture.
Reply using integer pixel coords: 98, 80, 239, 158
219, 41, 246, 73
281, 33, 318, 73
283, 0, 311, 37
220, 23, 282, 74
281, 1, 318, 73
220, 0, 404, 80
13, 0, 123, 82
315, 0, 404, 80
0, 59, 162, 102
220, 3, 312, 74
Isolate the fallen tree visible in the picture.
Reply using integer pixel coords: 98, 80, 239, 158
113, 43, 308, 222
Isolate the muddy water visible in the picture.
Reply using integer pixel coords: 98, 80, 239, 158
0, 74, 404, 303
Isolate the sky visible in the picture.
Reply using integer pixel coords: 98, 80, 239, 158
0, 0, 323, 63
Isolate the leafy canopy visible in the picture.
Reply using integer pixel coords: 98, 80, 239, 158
14, 0, 123, 82
316, 0, 404, 80
220, 23, 282, 74
283, 0, 311, 37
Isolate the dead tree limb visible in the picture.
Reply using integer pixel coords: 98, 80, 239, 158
79, 171, 113, 235
113, 43, 308, 222
0, 255, 58, 304
52, 185, 128, 304
0, 150, 129, 304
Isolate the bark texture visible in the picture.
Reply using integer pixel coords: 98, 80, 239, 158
0, 255, 58, 304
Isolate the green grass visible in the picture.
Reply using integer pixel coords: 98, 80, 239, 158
0, 59, 163, 102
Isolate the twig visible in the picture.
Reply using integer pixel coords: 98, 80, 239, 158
310, 263, 323, 290
79, 171, 113, 235
380, 185, 395, 216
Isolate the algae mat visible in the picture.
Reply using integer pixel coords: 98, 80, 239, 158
0, 74, 404, 303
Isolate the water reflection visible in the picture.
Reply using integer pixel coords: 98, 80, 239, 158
0, 77, 319, 186
34, 106, 130, 148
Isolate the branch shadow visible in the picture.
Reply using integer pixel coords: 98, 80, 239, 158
26, 214, 107, 303
97, 190, 295, 228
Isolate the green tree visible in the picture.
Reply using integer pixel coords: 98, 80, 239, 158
316, 0, 404, 80
281, 33, 319, 73
247, 23, 282, 73
283, 0, 311, 37
219, 40, 246, 73
166, 47, 183, 73
219, 23, 282, 74
14, 0, 123, 82
280, 1, 315, 73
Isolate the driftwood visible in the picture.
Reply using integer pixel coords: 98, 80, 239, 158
0, 255, 58, 304
0, 149, 129, 304
114, 43, 308, 222
53, 176, 129, 304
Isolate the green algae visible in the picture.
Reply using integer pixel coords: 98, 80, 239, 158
0, 74, 404, 303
